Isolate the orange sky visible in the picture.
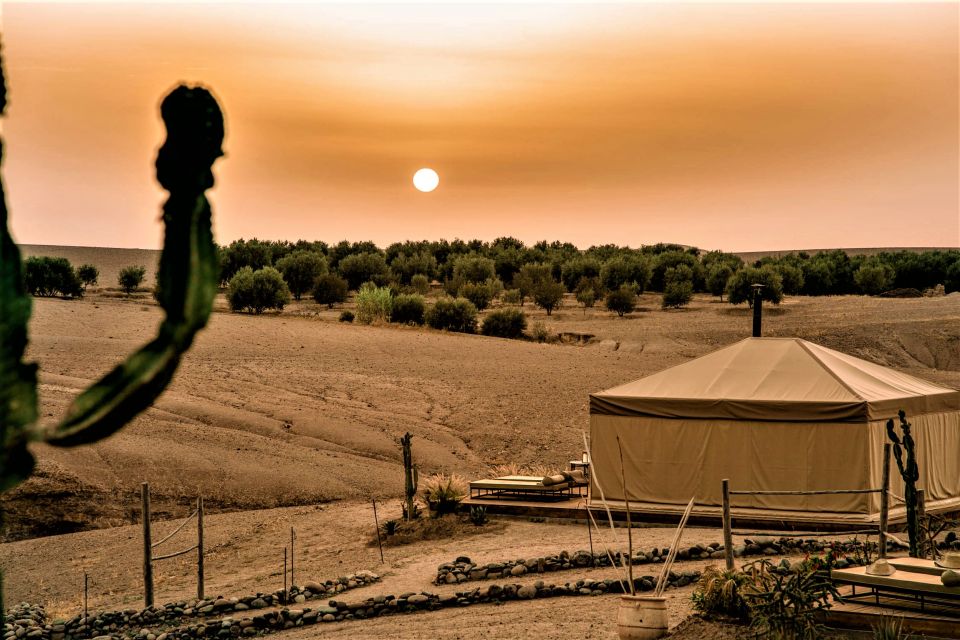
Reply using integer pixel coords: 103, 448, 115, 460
3, 2, 958, 251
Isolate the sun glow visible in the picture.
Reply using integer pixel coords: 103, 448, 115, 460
413, 168, 440, 193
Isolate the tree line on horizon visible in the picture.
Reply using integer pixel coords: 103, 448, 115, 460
22, 238, 960, 318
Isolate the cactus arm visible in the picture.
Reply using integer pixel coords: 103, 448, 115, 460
46, 86, 223, 447
0, 50, 39, 491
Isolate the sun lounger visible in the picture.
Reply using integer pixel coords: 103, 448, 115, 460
469, 475, 576, 501
831, 561, 960, 613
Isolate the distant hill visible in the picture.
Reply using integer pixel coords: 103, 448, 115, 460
734, 247, 957, 263
21, 245, 161, 289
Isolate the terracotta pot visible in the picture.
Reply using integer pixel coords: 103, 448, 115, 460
617, 594, 668, 640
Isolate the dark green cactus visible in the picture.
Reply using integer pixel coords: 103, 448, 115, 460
0, 45, 223, 612
886, 410, 921, 557
400, 433, 419, 521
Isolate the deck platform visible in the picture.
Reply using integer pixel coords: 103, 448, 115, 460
820, 587, 960, 638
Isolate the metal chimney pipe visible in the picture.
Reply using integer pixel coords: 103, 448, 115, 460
751, 284, 764, 337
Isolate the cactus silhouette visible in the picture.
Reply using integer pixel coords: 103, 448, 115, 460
400, 432, 419, 521
0, 45, 223, 611
886, 410, 921, 557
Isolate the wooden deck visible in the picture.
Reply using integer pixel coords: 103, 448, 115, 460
820, 587, 960, 638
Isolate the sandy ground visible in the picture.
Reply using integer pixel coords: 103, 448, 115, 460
1, 498, 856, 639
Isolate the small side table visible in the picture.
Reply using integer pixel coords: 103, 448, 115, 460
569, 460, 590, 481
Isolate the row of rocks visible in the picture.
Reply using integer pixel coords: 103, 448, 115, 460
435, 537, 887, 584
3, 572, 379, 640
131, 571, 705, 640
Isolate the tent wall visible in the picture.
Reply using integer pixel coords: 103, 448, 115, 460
867, 411, 960, 513
589, 414, 871, 515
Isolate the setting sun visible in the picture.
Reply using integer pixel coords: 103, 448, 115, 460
413, 168, 440, 193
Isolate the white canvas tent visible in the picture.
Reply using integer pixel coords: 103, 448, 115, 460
588, 337, 960, 525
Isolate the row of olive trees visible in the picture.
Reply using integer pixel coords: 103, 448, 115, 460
23, 256, 147, 298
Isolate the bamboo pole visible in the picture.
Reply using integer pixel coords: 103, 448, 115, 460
83, 572, 88, 620
283, 547, 288, 604
616, 436, 635, 595
290, 527, 295, 590
141, 483, 154, 608
879, 444, 890, 559
197, 496, 204, 600
722, 479, 734, 571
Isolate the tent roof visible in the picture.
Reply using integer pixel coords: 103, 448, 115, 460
590, 337, 960, 422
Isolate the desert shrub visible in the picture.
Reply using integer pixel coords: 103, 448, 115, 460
370, 511, 503, 547
425, 298, 478, 333
662, 280, 693, 309
410, 273, 431, 295
651, 250, 703, 292
421, 473, 468, 517
76, 263, 99, 289
741, 559, 839, 640
726, 266, 784, 305
24, 256, 84, 298
575, 287, 595, 313
662, 265, 694, 309
600, 254, 652, 293
118, 264, 147, 295
532, 278, 565, 315
470, 506, 489, 526
501, 288, 521, 305
338, 252, 390, 290
605, 285, 636, 316
452, 253, 496, 284
855, 260, 895, 295
275, 249, 327, 300
706, 264, 734, 299
390, 251, 437, 284
458, 278, 502, 311
312, 273, 349, 308
513, 263, 552, 305
339, 310, 354, 322
481, 308, 527, 339
530, 320, 549, 342
227, 266, 291, 313
355, 284, 393, 324
871, 615, 908, 640
692, 566, 751, 621
391, 293, 426, 325
776, 263, 805, 295
560, 256, 602, 291
218, 238, 275, 285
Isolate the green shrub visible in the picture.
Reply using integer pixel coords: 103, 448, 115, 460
692, 566, 751, 621
355, 284, 393, 324
481, 308, 527, 339
227, 266, 291, 313
706, 264, 733, 299
600, 255, 651, 292
338, 252, 390, 290
391, 252, 437, 284
470, 506, 489, 526
560, 256, 601, 291
275, 249, 327, 300
118, 265, 147, 295
391, 293, 426, 325
855, 261, 895, 295
339, 310, 354, 323
532, 278, 565, 315
776, 263, 805, 295
726, 266, 784, 305
530, 320, 549, 342
410, 273, 430, 295
420, 473, 467, 517
741, 558, 839, 640
605, 285, 636, 316
425, 298, 478, 333
662, 266, 694, 308
312, 273, 349, 308
76, 263, 99, 289
575, 287, 595, 313
458, 278, 502, 311
452, 253, 496, 284
24, 256, 84, 298
501, 288, 521, 305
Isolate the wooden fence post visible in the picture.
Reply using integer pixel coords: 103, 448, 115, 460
197, 496, 205, 600
879, 443, 890, 559
290, 527, 295, 589
283, 547, 288, 604
141, 482, 154, 607
83, 572, 88, 620
722, 479, 734, 571
372, 499, 384, 564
